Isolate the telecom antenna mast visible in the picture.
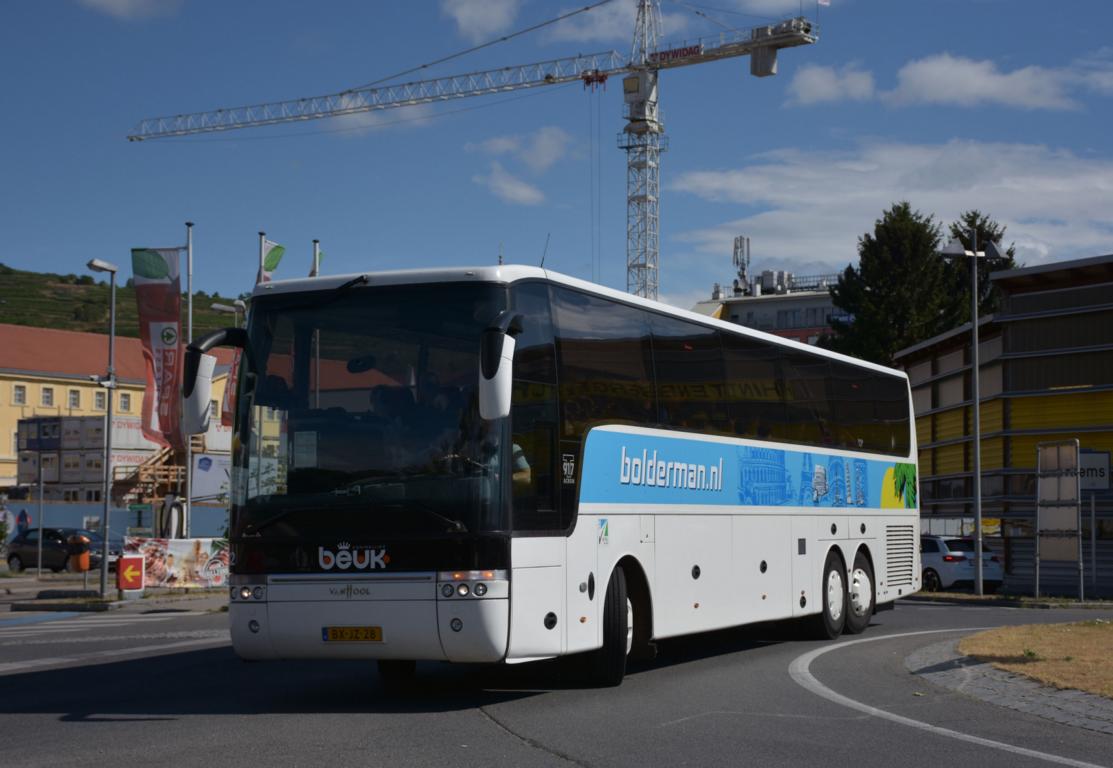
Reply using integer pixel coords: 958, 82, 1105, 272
128, 1, 817, 301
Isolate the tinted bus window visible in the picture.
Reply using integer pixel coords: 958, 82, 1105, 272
782, 351, 833, 446
510, 282, 562, 532
551, 287, 655, 437
827, 362, 910, 455
649, 314, 728, 433
720, 332, 787, 440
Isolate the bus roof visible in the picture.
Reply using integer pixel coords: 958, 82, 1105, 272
254, 264, 906, 380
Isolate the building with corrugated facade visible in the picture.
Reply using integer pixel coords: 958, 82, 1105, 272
893, 254, 1113, 596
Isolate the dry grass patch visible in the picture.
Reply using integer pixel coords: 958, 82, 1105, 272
958, 620, 1113, 699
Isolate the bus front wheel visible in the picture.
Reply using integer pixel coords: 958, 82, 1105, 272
809, 551, 846, 640
587, 567, 629, 687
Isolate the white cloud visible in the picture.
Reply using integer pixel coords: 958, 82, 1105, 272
465, 126, 573, 173
786, 50, 1113, 110
546, 3, 688, 45
521, 126, 574, 173
440, 0, 520, 44
668, 140, 1113, 289
76, 0, 181, 20
786, 63, 874, 105
884, 53, 1077, 110
473, 162, 545, 205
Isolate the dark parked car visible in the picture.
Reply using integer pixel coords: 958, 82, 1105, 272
5, 527, 115, 573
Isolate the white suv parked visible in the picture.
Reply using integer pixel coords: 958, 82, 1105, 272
920, 535, 1004, 593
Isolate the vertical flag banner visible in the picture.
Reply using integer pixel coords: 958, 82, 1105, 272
131, 247, 185, 449
221, 350, 240, 427
257, 238, 285, 284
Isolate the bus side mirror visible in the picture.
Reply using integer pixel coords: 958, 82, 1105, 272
478, 311, 523, 420
183, 327, 247, 435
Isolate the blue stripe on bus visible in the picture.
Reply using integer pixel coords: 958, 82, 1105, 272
580, 428, 913, 508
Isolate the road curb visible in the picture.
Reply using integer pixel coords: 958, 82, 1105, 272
900, 595, 1113, 610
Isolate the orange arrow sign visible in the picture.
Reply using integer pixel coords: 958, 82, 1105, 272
117, 555, 144, 591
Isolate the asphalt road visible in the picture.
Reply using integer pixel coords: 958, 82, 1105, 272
1, 601, 1111, 768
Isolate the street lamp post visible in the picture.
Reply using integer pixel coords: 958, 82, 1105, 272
87, 258, 118, 598
211, 300, 246, 329
941, 233, 1005, 597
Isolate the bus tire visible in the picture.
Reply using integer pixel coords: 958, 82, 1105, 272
377, 659, 416, 690
844, 551, 874, 635
588, 567, 629, 687
809, 550, 846, 640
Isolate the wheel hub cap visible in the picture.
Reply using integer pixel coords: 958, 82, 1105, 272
850, 567, 873, 617
827, 570, 844, 622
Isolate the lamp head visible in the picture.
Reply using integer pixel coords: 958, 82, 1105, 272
87, 258, 119, 274
941, 239, 970, 258
983, 240, 1007, 260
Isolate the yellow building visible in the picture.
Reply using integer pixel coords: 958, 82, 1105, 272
893, 254, 1113, 597
1, 323, 231, 488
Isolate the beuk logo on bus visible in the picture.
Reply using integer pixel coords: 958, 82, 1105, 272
619, 446, 724, 492
318, 542, 389, 571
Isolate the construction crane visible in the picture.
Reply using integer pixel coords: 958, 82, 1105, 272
128, 1, 817, 300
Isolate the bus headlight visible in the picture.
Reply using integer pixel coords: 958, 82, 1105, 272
252, 586, 265, 600
456, 583, 470, 597
473, 583, 487, 597
441, 584, 455, 598
239, 586, 253, 601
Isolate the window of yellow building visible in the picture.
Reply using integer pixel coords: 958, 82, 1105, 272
119, 392, 131, 412
95, 391, 106, 410
68, 389, 80, 408
13, 384, 27, 405
42, 387, 54, 407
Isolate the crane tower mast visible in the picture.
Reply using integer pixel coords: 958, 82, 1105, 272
129, 1, 817, 300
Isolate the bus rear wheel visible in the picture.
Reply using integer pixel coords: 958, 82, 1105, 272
808, 551, 846, 640
844, 552, 874, 635
587, 567, 629, 687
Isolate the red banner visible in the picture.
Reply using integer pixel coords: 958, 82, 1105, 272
131, 248, 184, 449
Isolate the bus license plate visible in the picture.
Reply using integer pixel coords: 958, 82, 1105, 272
322, 626, 382, 642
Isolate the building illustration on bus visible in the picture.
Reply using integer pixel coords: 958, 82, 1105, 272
181, 265, 920, 686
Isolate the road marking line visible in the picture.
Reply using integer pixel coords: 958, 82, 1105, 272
788, 628, 1108, 768
0, 636, 231, 676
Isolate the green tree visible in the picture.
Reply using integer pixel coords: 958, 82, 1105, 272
942, 210, 1019, 324
824, 202, 948, 365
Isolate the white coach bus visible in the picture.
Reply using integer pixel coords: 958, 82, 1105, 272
182, 266, 920, 686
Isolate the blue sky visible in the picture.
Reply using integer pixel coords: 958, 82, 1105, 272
2, 0, 1112, 310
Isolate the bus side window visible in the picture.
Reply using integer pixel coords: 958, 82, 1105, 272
551, 286, 655, 437
510, 282, 561, 532
721, 333, 786, 439
649, 314, 727, 434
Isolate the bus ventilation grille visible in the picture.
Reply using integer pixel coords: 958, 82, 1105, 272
885, 525, 916, 588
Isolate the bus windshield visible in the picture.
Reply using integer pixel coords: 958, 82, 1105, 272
230, 282, 508, 541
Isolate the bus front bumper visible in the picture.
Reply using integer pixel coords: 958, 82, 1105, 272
229, 573, 509, 663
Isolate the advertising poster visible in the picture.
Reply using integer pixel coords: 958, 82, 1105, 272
124, 537, 230, 588
191, 453, 232, 503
